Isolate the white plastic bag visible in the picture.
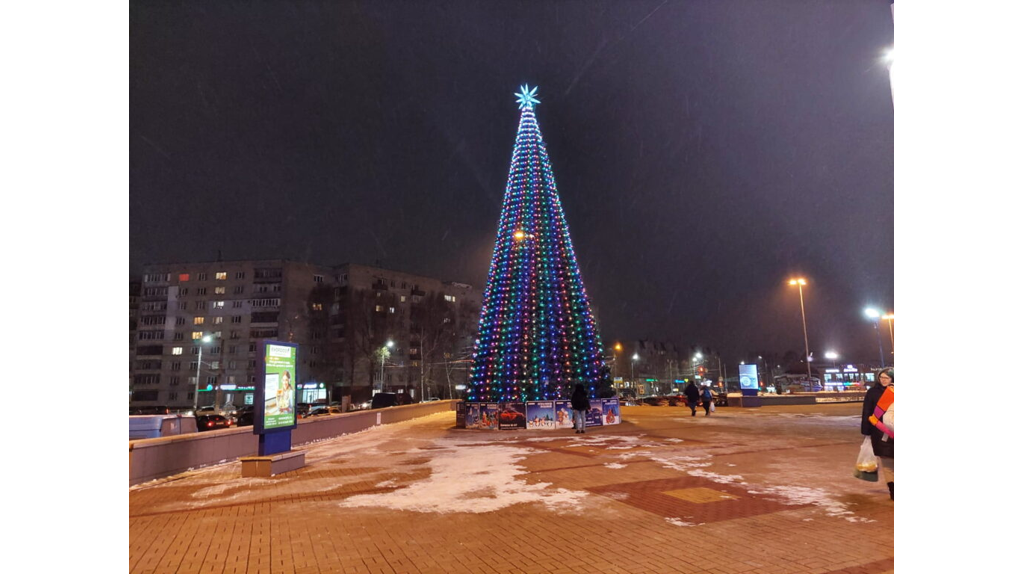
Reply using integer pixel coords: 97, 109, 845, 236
710, 402, 716, 412
853, 436, 878, 482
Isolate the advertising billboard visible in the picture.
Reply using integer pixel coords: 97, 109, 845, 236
255, 341, 298, 433
526, 401, 556, 429
739, 364, 759, 391
554, 400, 574, 429
602, 398, 620, 425
498, 402, 527, 430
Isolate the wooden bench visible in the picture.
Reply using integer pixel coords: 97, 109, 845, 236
239, 450, 305, 477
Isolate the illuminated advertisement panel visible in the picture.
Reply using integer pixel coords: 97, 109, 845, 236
739, 364, 759, 391
255, 341, 298, 433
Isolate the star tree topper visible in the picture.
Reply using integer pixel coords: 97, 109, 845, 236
515, 84, 540, 109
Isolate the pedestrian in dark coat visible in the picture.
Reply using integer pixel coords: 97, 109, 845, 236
570, 384, 591, 434
684, 381, 701, 417
861, 368, 894, 499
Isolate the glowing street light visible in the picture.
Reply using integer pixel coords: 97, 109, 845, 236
193, 334, 214, 413
377, 340, 395, 393
788, 278, 813, 384
864, 308, 886, 367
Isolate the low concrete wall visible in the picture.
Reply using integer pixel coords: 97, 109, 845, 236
130, 400, 457, 486
725, 392, 866, 407
757, 394, 817, 406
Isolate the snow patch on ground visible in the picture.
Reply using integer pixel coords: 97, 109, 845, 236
688, 469, 745, 485
665, 517, 700, 527
648, 454, 711, 472
604, 463, 626, 469
339, 442, 588, 514
190, 478, 272, 499
746, 485, 875, 523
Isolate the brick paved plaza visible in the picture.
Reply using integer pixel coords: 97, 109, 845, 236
129, 403, 894, 574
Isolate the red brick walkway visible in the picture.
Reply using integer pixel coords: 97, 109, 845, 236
130, 403, 894, 574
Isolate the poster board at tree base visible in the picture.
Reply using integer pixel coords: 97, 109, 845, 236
457, 398, 621, 430
498, 402, 527, 430
602, 398, 621, 425
477, 403, 499, 430
456, 401, 466, 428
554, 400, 574, 429
526, 401, 556, 429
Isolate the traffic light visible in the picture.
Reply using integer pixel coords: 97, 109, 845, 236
698, 366, 705, 376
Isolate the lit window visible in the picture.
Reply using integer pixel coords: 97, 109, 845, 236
216, 272, 227, 280
389, 307, 396, 313
172, 347, 183, 355
213, 301, 225, 309
178, 273, 190, 282
192, 331, 203, 340
400, 296, 406, 302
194, 317, 205, 325
312, 303, 323, 311
215, 286, 226, 294
445, 295, 457, 303
375, 305, 383, 312
214, 317, 224, 324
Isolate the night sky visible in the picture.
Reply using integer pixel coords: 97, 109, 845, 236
130, 0, 894, 365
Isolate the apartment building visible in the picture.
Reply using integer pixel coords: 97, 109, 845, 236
130, 260, 479, 410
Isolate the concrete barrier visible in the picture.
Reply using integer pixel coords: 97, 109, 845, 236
129, 400, 457, 486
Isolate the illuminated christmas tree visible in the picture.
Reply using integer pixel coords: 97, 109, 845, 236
469, 85, 610, 402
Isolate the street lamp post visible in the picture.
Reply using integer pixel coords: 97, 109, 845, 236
882, 313, 895, 356
788, 278, 813, 384
631, 353, 639, 398
864, 308, 886, 368
193, 334, 212, 413
378, 340, 394, 393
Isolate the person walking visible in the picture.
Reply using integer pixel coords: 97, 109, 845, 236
701, 384, 715, 416
684, 380, 701, 417
570, 383, 590, 434
861, 368, 894, 500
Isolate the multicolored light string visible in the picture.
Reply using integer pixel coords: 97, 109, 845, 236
469, 85, 609, 403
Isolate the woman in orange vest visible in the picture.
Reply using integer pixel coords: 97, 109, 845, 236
861, 368, 894, 500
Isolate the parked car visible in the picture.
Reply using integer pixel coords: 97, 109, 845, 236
371, 393, 398, 409
296, 403, 313, 418
196, 414, 234, 431
307, 406, 343, 417
235, 405, 255, 427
